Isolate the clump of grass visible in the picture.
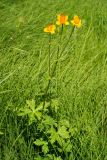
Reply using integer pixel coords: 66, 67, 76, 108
0, 0, 107, 159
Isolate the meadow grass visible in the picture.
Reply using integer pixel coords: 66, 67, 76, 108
0, 0, 107, 159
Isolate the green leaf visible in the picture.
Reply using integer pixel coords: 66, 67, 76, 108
28, 113, 36, 125
57, 148, 63, 153
49, 127, 65, 146
35, 103, 43, 111
17, 108, 31, 116
58, 126, 69, 139
64, 141, 72, 152
57, 136, 64, 146
51, 99, 59, 112
33, 139, 47, 146
48, 127, 58, 144
26, 99, 35, 111
50, 133, 58, 144
69, 127, 77, 136
43, 116, 57, 126
60, 119, 70, 128
46, 154, 53, 159
35, 101, 49, 113
66, 144, 72, 152
34, 111, 42, 120
42, 144, 49, 154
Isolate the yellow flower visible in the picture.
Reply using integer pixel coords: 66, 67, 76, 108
71, 16, 82, 28
44, 24, 56, 34
56, 14, 69, 25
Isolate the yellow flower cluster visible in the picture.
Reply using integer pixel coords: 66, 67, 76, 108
44, 14, 82, 34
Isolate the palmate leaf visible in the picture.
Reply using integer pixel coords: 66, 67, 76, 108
17, 100, 42, 119
17, 108, 31, 116
28, 113, 36, 125
56, 135, 65, 147
17, 99, 35, 117
28, 111, 42, 124
33, 138, 47, 146
69, 127, 78, 136
64, 140, 72, 152
65, 143, 72, 152
43, 115, 57, 127
59, 119, 70, 128
42, 144, 49, 154
34, 111, 42, 120
48, 127, 57, 144
36, 101, 49, 112
51, 99, 59, 112
17, 100, 50, 119
49, 127, 63, 145
26, 99, 35, 111
34, 139, 49, 154
50, 133, 59, 144
58, 126, 70, 139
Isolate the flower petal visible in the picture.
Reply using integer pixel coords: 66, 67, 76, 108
71, 20, 75, 25
44, 28, 48, 32
65, 21, 69, 25
56, 21, 60, 25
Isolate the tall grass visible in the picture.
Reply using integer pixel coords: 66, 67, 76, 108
0, 0, 107, 159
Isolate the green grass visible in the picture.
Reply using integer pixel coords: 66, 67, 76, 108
0, 0, 107, 159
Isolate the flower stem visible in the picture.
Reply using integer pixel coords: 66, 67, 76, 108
43, 26, 75, 113
42, 34, 51, 115
48, 34, 51, 100
44, 26, 75, 96
56, 24, 64, 94
59, 26, 75, 58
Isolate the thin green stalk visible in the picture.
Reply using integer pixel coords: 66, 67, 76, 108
42, 34, 51, 114
44, 26, 75, 96
56, 24, 64, 94
48, 34, 51, 85
56, 24, 64, 65
42, 26, 75, 114
59, 26, 75, 58
48, 34, 51, 102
